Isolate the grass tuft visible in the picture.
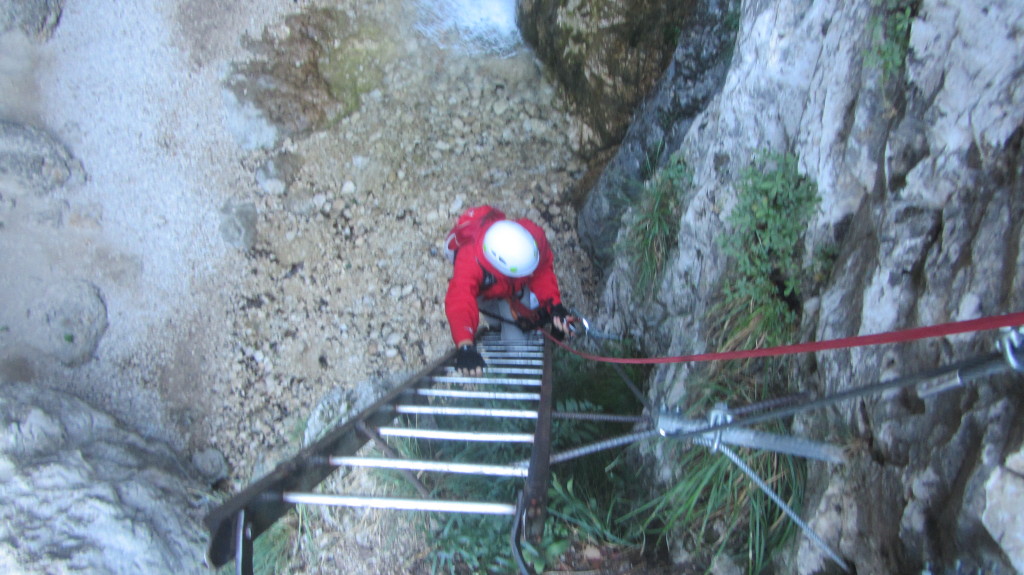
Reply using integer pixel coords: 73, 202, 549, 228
622, 151, 692, 294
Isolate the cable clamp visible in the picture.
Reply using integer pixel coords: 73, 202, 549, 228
997, 326, 1024, 373
708, 403, 733, 453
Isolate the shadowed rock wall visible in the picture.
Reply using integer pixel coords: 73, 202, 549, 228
517, 0, 700, 153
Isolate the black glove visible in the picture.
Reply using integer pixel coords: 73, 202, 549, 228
455, 344, 486, 373
550, 304, 573, 340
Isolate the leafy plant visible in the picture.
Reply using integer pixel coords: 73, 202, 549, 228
719, 150, 819, 348
547, 474, 643, 548
519, 518, 573, 574
865, 0, 916, 85
615, 152, 819, 572
623, 151, 693, 294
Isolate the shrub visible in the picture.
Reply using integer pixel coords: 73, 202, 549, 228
719, 150, 819, 347
865, 0, 917, 86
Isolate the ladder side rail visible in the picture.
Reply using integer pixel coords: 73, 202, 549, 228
522, 338, 554, 543
203, 348, 457, 569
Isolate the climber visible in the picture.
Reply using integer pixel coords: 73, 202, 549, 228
443, 205, 574, 376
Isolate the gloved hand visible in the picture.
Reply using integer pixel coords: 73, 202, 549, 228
455, 344, 486, 375
550, 304, 574, 340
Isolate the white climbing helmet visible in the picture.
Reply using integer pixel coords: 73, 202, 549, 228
482, 220, 540, 278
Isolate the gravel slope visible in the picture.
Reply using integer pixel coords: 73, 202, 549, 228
16, 0, 594, 572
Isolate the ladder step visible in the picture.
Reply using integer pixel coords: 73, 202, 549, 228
429, 375, 541, 386
477, 341, 542, 350
415, 389, 541, 401
376, 427, 535, 443
441, 366, 542, 375
282, 493, 517, 515
478, 360, 544, 368
330, 456, 528, 477
396, 405, 538, 418
485, 347, 548, 356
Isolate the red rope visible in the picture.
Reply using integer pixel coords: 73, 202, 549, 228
548, 311, 1024, 365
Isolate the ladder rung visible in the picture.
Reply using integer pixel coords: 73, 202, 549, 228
376, 427, 535, 442
429, 376, 541, 386
329, 456, 528, 477
480, 351, 543, 358
442, 366, 543, 375
415, 389, 541, 401
396, 405, 538, 418
282, 492, 517, 514
481, 360, 544, 368
478, 341, 542, 350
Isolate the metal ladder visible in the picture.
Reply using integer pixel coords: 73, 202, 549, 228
204, 331, 553, 575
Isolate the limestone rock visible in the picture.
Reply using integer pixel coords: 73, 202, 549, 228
0, 382, 207, 574
24, 279, 109, 367
983, 447, 1024, 573
517, 0, 702, 152
576, 0, 736, 271
587, 0, 1024, 572
0, 119, 84, 198
0, 0, 64, 39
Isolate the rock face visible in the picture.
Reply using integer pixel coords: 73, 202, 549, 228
0, 0, 64, 39
584, 0, 1024, 572
575, 0, 737, 272
0, 382, 208, 574
517, 0, 702, 152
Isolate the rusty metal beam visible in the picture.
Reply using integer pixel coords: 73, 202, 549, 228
522, 338, 553, 543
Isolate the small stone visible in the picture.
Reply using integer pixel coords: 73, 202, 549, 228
449, 196, 464, 214
341, 181, 356, 194
192, 448, 229, 483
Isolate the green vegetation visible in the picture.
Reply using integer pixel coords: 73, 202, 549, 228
634, 147, 820, 572
622, 151, 693, 294
632, 365, 805, 574
865, 0, 917, 85
314, 9, 388, 119
214, 505, 313, 575
719, 149, 820, 348
253, 518, 294, 575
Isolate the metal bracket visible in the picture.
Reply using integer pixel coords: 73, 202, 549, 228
707, 403, 732, 453
234, 509, 254, 575
997, 326, 1024, 372
657, 405, 845, 463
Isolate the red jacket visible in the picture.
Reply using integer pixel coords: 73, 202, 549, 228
444, 218, 561, 345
